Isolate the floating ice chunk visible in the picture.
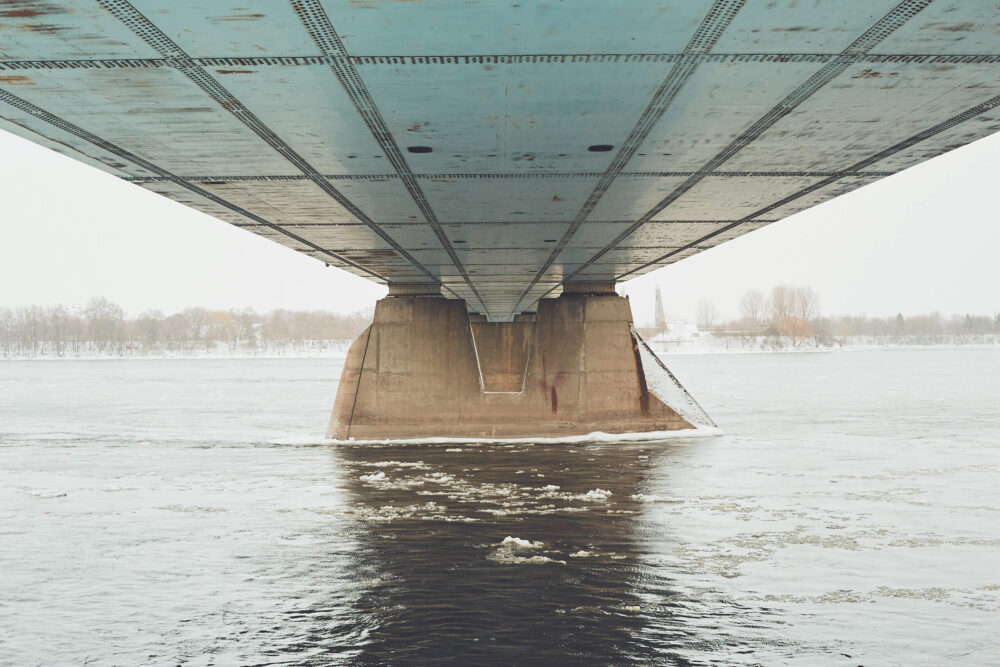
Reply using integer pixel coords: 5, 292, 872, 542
569, 550, 592, 558
621, 605, 642, 613
366, 460, 429, 469
359, 471, 387, 482
445, 448, 463, 452
480, 508, 516, 516
501, 536, 544, 550
630, 493, 684, 503
582, 488, 613, 501
270, 436, 331, 446
542, 484, 561, 491
521, 555, 564, 565
488, 536, 561, 564
488, 552, 566, 565
326, 427, 720, 446
28, 489, 66, 498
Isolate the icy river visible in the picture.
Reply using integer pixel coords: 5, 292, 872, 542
1, 348, 998, 665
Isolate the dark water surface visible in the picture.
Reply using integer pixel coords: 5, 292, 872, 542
1, 350, 998, 665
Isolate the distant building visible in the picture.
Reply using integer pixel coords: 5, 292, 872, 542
654, 286, 666, 331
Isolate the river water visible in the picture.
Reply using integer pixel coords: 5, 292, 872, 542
1, 349, 998, 665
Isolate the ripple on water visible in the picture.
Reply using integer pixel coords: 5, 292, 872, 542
2, 351, 999, 664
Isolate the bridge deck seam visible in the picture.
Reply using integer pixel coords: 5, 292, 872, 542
3, 53, 1000, 70
121, 171, 897, 184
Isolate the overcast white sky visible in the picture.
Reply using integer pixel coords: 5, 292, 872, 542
1, 127, 998, 323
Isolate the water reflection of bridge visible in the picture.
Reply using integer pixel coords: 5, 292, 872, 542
322, 439, 760, 664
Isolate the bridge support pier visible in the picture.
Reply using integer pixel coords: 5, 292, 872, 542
328, 291, 693, 440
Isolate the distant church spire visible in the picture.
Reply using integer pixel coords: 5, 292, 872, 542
654, 286, 666, 330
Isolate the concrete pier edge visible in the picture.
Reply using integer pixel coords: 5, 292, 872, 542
327, 291, 694, 440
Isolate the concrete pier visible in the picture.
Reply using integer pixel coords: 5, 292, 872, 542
328, 291, 692, 439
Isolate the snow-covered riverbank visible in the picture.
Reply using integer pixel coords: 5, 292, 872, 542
1, 341, 353, 361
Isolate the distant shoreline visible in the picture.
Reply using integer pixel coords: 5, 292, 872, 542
654, 342, 1000, 356
4, 340, 998, 361
0, 341, 352, 361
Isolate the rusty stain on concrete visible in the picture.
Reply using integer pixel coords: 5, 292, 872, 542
928, 22, 976, 32
18, 22, 65, 33
216, 13, 267, 22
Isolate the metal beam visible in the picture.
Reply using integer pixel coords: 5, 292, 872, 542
289, 0, 490, 317
0, 85, 385, 281
95, 0, 447, 291
614, 92, 1000, 282
542, 0, 934, 303
513, 0, 747, 315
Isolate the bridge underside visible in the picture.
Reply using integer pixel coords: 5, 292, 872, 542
1, 1, 997, 437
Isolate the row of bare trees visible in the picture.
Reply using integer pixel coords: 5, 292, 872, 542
0, 297, 371, 358
693, 286, 999, 348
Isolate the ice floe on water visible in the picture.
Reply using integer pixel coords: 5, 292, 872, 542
630, 493, 684, 503
268, 436, 334, 446
325, 426, 720, 447
488, 552, 566, 565
352, 458, 627, 518
535, 486, 614, 503
488, 536, 565, 565
26, 489, 67, 498
347, 501, 481, 523
501, 536, 544, 550
365, 460, 430, 470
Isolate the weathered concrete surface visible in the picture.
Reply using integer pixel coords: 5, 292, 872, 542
328, 293, 692, 439
469, 313, 534, 392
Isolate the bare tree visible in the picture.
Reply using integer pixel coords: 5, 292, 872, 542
47, 305, 70, 357
696, 299, 719, 331
790, 286, 819, 321
183, 308, 208, 349
0, 308, 13, 356
233, 309, 258, 352
740, 289, 767, 329
769, 285, 793, 327
136, 310, 164, 352
84, 297, 125, 353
